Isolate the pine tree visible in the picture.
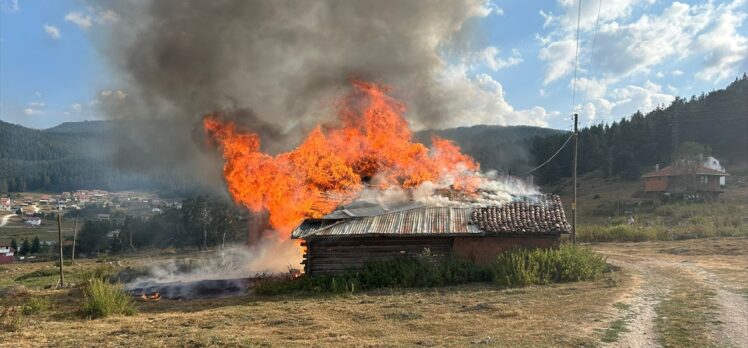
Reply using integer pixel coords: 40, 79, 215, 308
10, 239, 17, 252
31, 237, 41, 254
19, 239, 30, 256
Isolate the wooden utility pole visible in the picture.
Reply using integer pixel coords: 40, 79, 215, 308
57, 214, 65, 287
71, 211, 78, 265
572, 113, 579, 244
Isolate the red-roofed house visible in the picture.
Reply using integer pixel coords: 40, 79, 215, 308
642, 161, 729, 194
0, 243, 15, 264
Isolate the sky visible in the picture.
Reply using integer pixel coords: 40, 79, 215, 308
1, 0, 746, 131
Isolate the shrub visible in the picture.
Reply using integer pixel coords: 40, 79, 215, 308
256, 246, 606, 295
0, 285, 30, 298
577, 225, 658, 242
255, 257, 491, 295
81, 279, 136, 318
79, 265, 117, 282
21, 297, 51, 315
492, 245, 607, 286
14, 268, 58, 282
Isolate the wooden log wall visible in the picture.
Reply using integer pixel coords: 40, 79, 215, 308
304, 236, 453, 276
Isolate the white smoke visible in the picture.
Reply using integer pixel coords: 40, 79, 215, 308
125, 236, 302, 288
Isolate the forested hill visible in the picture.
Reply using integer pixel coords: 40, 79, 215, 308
415, 125, 565, 174
530, 74, 748, 184
0, 119, 561, 193
0, 120, 156, 193
2, 71, 745, 194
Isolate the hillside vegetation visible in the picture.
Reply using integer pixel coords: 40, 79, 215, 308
531, 74, 748, 184
415, 125, 564, 174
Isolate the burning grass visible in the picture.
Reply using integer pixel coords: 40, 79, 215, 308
256, 245, 608, 295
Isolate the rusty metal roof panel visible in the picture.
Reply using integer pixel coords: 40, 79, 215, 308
292, 195, 570, 239
293, 207, 482, 239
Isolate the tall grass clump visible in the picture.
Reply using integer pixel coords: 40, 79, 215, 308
21, 297, 52, 315
492, 245, 607, 286
81, 279, 136, 318
577, 224, 660, 242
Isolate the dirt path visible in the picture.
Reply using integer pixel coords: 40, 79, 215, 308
597, 246, 748, 348
599, 253, 672, 348
679, 261, 748, 345
0, 214, 15, 227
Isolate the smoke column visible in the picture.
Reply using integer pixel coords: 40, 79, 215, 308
92, 0, 494, 189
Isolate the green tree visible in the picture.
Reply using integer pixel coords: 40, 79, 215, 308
19, 239, 31, 256
673, 141, 711, 162
78, 220, 115, 254
30, 237, 41, 254
10, 239, 17, 252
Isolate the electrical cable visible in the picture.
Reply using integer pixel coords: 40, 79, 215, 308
525, 133, 574, 174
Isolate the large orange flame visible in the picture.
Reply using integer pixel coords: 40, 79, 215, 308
204, 80, 478, 236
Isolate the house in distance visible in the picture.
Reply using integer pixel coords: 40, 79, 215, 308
641, 156, 729, 199
292, 194, 570, 276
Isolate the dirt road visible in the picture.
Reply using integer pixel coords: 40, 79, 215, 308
0, 214, 15, 227
594, 238, 748, 348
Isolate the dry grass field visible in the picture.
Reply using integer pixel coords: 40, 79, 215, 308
1, 237, 745, 347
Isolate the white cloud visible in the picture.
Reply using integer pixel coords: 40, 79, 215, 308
65, 11, 92, 29
694, 1, 748, 82
538, 39, 576, 84
656, 72, 664, 78
539, 0, 747, 85
70, 103, 83, 113
573, 77, 610, 99
43, 24, 61, 39
435, 65, 554, 127
23, 101, 46, 116
474, 1, 503, 17
1, 0, 19, 12
539, 89, 547, 97
65, 8, 119, 30
672, 69, 684, 76
582, 80, 674, 123
591, 2, 710, 77
473, 47, 523, 71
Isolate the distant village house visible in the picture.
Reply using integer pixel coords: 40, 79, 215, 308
0, 243, 15, 264
642, 156, 729, 197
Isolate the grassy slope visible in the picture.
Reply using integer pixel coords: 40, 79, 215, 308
544, 161, 748, 242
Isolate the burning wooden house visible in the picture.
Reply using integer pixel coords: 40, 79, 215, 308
292, 195, 570, 275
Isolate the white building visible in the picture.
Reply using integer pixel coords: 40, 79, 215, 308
703, 156, 727, 186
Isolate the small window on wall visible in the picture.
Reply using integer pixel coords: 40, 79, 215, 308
700, 176, 708, 184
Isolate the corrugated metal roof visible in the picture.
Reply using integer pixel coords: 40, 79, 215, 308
293, 207, 481, 239
319, 200, 424, 219
292, 194, 570, 239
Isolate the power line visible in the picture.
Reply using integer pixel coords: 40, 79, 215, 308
589, 0, 603, 73
525, 133, 574, 174
570, 0, 584, 116
532, 0, 584, 176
